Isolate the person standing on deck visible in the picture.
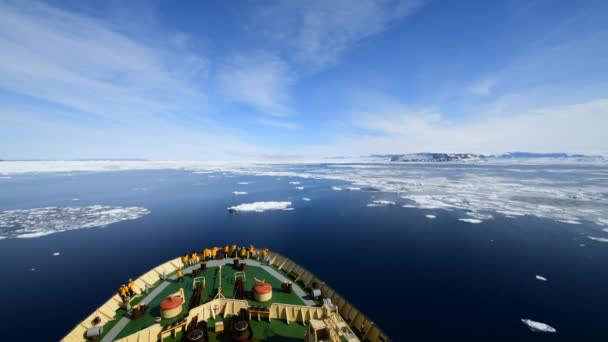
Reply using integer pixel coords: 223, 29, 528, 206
190, 251, 198, 265
127, 278, 136, 296
177, 268, 184, 282
181, 254, 188, 267
119, 283, 129, 302
231, 244, 238, 257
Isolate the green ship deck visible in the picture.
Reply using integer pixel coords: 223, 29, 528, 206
103, 258, 316, 341
61, 250, 390, 342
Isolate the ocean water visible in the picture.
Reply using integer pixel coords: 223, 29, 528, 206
1, 166, 608, 341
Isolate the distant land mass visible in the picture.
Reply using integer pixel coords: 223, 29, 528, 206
372, 152, 603, 162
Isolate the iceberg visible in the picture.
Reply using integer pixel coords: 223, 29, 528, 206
53, 252, 60, 256
535, 275, 547, 281
521, 319, 556, 333
227, 201, 293, 213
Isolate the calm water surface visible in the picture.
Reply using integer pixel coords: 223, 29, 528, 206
0, 169, 607, 341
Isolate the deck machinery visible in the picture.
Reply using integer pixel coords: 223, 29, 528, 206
61, 247, 391, 342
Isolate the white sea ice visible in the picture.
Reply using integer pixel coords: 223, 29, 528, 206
53, 252, 60, 256
0, 206, 150, 239
535, 275, 547, 281
227, 201, 292, 213
367, 200, 396, 207
588, 236, 608, 242
233, 191, 248, 195
425, 215, 436, 219
302, 198, 311, 201
289, 181, 300, 185
521, 319, 557, 333
237, 182, 249, 185
331, 186, 343, 191
458, 218, 483, 224
295, 186, 304, 190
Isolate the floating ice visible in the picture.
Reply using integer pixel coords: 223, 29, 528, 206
331, 186, 343, 191
521, 319, 557, 333
0, 206, 150, 239
302, 198, 311, 201
294, 186, 304, 190
237, 182, 249, 185
30, 268, 36, 272
559, 220, 581, 225
0, 176, 12, 179
458, 218, 483, 224
535, 275, 547, 281
2, 160, 608, 226
233, 191, 248, 195
425, 215, 436, 219
346, 187, 361, 191
72, 198, 80, 201
52, 252, 60, 256
588, 236, 608, 242
289, 181, 300, 185
227, 201, 292, 213
367, 200, 396, 207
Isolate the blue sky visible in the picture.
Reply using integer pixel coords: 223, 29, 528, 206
1, 0, 607, 160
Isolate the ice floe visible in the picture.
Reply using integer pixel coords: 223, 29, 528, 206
587, 236, 608, 242
295, 186, 304, 190
289, 181, 301, 185
521, 319, 557, 333
52, 252, 60, 256
72, 198, 80, 201
227, 201, 292, 213
535, 275, 547, 281
0, 205, 150, 239
458, 218, 483, 224
425, 215, 436, 219
559, 219, 581, 225
302, 198, 311, 201
346, 187, 361, 191
233, 191, 248, 195
367, 200, 396, 207
2, 160, 608, 226
331, 186, 343, 191
237, 182, 249, 185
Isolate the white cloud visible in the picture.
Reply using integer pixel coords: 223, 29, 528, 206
256, 0, 424, 67
0, 1, 207, 122
469, 79, 497, 95
258, 118, 300, 130
217, 52, 293, 117
302, 97, 608, 156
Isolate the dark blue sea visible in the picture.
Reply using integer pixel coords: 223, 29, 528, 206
1, 168, 608, 341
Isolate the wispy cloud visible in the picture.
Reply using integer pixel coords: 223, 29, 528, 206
325, 96, 608, 156
469, 78, 497, 95
0, 1, 209, 122
255, 0, 424, 68
258, 118, 300, 130
217, 52, 293, 117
